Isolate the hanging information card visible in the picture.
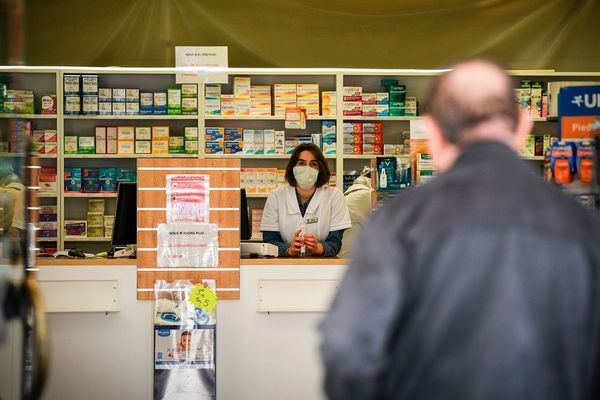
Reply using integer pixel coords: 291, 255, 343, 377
167, 174, 210, 223
175, 46, 228, 84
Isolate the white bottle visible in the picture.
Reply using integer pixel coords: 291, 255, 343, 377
380, 168, 387, 189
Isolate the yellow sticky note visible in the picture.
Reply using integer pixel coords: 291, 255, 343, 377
189, 284, 218, 313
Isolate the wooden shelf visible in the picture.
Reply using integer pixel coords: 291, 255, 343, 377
0, 113, 57, 119
63, 114, 198, 120
343, 116, 417, 121
37, 192, 58, 198
64, 153, 197, 158
64, 192, 118, 198
64, 237, 112, 242
205, 115, 332, 120
37, 237, 58, 242
521, 156, 545, 161
203, 153, 335, 159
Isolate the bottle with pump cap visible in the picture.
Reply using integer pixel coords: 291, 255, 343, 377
379, 168, 387, 190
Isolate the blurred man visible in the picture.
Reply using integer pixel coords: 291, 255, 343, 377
320, 59, 600, 400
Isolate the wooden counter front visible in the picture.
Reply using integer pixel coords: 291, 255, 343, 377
241, 258, 347, 266
36, 258, 137, 267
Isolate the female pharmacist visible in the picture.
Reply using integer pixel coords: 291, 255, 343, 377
261, 143, 351, 257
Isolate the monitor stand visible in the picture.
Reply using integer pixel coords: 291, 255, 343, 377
113, 245, 136, 258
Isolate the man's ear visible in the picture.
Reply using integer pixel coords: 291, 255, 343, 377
512, 109, 533, 151
425, 115, 458, 173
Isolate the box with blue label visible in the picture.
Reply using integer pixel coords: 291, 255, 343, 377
205, 127, 224, 141
322, 137, 336, 155
99, 168, 117, 192
140, 92, 153, 114
81, 75, 98, 95
112, 88, 126, 102
99, 88, 112, 102
225, 140, 244, 154
64, 167, 82, 192
82, 168, 100, 192
205, 140, 224, 154
153, 92, 167, 114
224, 127, 243, 141
63, 75, 80, 95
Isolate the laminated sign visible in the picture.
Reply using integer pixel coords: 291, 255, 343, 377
167, 174, 210, 223
157, 223, 219, 267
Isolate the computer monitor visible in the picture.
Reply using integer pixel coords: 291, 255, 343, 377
112, 182, 137, 247
240, 188, 251, 240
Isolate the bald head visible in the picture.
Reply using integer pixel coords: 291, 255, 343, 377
423, 60, 519, 146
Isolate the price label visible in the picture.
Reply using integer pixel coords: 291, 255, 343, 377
189, 284, 218, 312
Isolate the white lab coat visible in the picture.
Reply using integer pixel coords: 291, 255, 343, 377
260, 185, 351, 245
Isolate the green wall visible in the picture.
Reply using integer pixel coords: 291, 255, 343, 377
17, 0, 600, 70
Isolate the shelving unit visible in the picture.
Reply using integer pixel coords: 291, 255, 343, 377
2, 66, 599, 252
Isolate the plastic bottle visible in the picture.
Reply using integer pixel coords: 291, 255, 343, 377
380, 168, 387, 190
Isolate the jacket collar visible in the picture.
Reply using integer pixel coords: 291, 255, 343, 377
452, 140, 520, 170
285, 185, 323, 215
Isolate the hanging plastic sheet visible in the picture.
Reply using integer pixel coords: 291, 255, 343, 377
154, 280, 216, 400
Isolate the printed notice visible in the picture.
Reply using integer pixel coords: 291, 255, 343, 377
167, 174, 210, 223
157, 223, 219, 267
175, 46, 228, 84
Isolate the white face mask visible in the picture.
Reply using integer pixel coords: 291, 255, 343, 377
293, 166, 319, 189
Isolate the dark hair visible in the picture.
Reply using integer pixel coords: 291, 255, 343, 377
423, 59, 519, 145
285, 143, 330, 188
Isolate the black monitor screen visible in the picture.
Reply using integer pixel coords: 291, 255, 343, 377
240, 189, 251, 240
112, 182, 137, 246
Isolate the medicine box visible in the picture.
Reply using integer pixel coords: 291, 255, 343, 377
152, 126, 170, 140
63, 75, 80, 95
99, 88, 112, 102
99, 102, 112, 115
152, 140, 169, 155
205, 127, 224, 141
169, 136, 185, 154
64, 136, 78, 154
64, 167, 82, 192
116, 169, 136, 183
112, 102, 126, 115
78, 137, 95, 154
184, 127, 198, 140
81, 75, 98, 94
112, 89, 126, 102
99, 168, 117, 192
204, 140, 224, 154
126, 89, 140, 103
82, 168, 100, 192
135, 126, 152, 140
117, 126, 135, 141
181, 84, 198, 98
154, 92, 167, 114
225, 140, 244, 154
64, 220, 87, 237
224, 127, 243, 141
135, 141, 151, 154
182, 97, 198, 115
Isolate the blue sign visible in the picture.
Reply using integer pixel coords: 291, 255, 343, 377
558, 86, 600, 116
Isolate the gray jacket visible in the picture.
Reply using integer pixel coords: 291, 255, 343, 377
321, 141, 600, 400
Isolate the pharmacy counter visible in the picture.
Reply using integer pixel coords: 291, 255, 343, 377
34, 257, 348, 400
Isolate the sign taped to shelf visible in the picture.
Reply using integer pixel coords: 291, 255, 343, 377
409, 118, 428, 139
175, 46, 228, 84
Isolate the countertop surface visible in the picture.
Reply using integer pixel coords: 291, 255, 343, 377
35, 257, 347, 266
